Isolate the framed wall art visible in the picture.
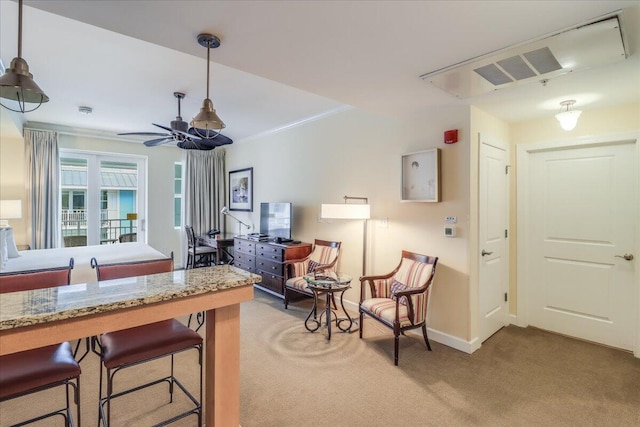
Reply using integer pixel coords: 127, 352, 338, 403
401, 148, 441, 202
229, 167, 253, 211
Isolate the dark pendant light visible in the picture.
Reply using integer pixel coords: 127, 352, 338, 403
0, 0, 49, 113
190, 33, 225, 139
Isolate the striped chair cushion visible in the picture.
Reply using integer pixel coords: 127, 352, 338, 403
309, 245, 339, 266
285, 276, 312, 295
360, 298, 413, 328
368, 259, 434, 324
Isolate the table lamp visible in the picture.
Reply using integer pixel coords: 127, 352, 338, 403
0, 200, 22, 227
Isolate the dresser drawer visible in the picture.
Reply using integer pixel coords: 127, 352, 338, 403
234, 259, 255, 273
234, 252, 255, 267
256, 244, 284, 262
258, 271, 284, 295
235, 238, 255, 255
256, 258, 284, 277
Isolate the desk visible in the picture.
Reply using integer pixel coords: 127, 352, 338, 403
0, 265, 260, 427
303, 272, 353, 340
199, 233, 236, 265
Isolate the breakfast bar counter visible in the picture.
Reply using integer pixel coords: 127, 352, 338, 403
0, 265, 260, 427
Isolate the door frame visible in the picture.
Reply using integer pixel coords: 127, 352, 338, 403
516, 131, 640, 358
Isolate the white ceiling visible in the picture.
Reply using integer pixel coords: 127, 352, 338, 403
1, 1, 639, 143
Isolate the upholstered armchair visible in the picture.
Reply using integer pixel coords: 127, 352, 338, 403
359, 250, 438, 365
283, 239, 341, 308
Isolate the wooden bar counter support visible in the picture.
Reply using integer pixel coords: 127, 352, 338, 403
0, 265, 260, 427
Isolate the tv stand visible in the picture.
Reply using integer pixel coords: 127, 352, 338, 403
234, 237, 312, 297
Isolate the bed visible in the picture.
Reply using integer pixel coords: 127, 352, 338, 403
0, 241, 168, 284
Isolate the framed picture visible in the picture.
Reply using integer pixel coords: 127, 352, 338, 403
229, 167, 253, 211
401, 148, 441, 202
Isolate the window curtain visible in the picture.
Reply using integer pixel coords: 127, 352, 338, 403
184, 149, 226, 238
24, 129, 60, 249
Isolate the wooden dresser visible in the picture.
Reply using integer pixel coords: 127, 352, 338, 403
234, 237, 312, 297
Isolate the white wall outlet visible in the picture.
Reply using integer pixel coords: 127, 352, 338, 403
378, 218, 388, 228
445, 216, 457, 223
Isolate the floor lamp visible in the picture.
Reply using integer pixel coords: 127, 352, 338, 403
320, 196, 371, 277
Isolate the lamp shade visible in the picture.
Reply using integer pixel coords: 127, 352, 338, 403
321, 204, 370, 220
555, 110, 582, 131
0, 200, 22, 219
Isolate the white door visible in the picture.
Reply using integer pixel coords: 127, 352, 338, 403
479, 135, 510, 342
526, 140, 637, 350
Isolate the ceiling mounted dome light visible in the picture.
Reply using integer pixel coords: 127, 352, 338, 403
0, 0, 49, 113
190, 33, 225, 139
555, 100, 582, 131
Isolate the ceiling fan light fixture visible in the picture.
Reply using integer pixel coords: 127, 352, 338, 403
191, 33, 225, 139
555, 100, 582, 131
0, 0, 49, 113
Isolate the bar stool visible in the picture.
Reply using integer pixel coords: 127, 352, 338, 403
0, 261, 81, 427
0, 343, 81, 427
91, 256, 203, 427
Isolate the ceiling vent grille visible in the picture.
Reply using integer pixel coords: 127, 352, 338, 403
420, 14, 628, 98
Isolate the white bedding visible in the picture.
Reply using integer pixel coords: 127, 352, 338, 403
0, 242, 168, 284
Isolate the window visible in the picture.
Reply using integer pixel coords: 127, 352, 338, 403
60, 151, 146, 246
174, 162, 183, 228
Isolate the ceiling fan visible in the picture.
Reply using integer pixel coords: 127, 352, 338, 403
119, 92, 233, 150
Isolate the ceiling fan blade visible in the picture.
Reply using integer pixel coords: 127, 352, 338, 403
144, 138, 172, 147
177, 140, 216, 150
119, 132, 169, 136
152, 123, 174, 132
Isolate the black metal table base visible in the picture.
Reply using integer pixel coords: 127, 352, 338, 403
305, 289, 353, 340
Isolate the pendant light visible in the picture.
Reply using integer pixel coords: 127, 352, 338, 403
555, 100, 582, 131
190, 33, 225, 139
0, 0, 49, 113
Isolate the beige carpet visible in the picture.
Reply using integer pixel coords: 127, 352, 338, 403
2, 291, 639, 426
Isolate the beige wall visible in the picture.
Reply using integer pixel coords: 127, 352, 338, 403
0, 115, 28, 246
226, 106, 474, 343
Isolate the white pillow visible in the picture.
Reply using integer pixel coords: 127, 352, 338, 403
0, 232, 8, 268
5, 227, 20, 258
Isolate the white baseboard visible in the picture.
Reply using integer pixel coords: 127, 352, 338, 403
343, 299, 480, 354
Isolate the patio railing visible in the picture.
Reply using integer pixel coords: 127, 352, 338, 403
61, 210, 136, 244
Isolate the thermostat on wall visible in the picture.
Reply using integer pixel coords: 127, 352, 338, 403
444, 225, 456, 237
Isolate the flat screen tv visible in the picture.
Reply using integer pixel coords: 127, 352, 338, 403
260, 202, 292, 240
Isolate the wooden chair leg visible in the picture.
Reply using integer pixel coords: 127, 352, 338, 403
394, 334, 400, 366
359, 312, 364, 338
422, 324, 432, 351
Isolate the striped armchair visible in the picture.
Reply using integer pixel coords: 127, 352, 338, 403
359, 250, 438, 365
283, 239, 341, 309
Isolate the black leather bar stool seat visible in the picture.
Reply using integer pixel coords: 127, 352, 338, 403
0, 342, 81, 426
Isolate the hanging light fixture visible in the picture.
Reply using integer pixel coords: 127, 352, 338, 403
555, 100, 582, 131
0, 0, 49, 113
190, 33, 225, 139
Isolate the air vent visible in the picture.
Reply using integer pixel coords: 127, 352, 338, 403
420, 14, 628, 98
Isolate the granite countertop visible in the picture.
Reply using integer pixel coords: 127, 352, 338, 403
0, 265, 260, 330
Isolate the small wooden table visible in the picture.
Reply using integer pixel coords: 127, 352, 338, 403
0, 265, 260, 427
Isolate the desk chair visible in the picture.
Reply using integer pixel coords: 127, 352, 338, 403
0, 260, 81, 427
359, 250, 438, 365
185, 225, 217, 269
91, 255, 202, 427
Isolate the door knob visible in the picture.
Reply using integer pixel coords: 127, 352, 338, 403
615, 254, 634, 261
481, 250, 493, 256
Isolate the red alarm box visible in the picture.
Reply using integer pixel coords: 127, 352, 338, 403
444, 129, 458, 144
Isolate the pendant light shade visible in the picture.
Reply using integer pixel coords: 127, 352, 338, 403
0, 0, 49, 113
555, 100, 582, 131
191, 33, 225, 139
